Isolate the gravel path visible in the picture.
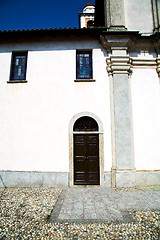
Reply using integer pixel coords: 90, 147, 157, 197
0, 187, 160, 239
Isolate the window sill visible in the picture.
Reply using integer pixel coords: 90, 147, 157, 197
7, 80, 28, 84
74, 79, 96, 82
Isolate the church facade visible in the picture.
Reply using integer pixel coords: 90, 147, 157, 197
0, 0, 160, 188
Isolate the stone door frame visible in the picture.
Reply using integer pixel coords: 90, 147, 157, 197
69, 112, 104, 187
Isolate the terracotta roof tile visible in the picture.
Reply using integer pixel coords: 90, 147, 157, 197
83, 2, 95, 9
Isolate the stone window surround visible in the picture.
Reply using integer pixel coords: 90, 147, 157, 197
8, 51, 28, 83
76, 50, 93, 81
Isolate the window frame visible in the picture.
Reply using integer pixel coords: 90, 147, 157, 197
76, 50, 93, 80
9, 51, 28, 83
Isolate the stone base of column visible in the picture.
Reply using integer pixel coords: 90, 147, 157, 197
111, 169, 136, 188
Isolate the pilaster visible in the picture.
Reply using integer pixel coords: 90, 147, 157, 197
151, 0, 160, 32
104, 0, 127, 30
102, 35, 135, 188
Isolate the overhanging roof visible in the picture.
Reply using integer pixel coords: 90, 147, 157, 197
0, 27, 159, 44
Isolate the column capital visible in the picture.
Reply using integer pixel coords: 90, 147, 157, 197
106, 55, 132, 75
100, 34, 132, 49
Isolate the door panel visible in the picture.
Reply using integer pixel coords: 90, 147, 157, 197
87, 135, 99, 185
74, 135, 86, 184
74, 134, 100, 185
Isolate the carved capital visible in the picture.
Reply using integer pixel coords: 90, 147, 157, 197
100, 35, 132, 49
106, 55, 132, 75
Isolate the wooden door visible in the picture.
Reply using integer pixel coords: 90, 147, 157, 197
74, 134, 100, 185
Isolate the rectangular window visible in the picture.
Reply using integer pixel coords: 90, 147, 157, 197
76, 51, 93, 79
10, 52, 28, 81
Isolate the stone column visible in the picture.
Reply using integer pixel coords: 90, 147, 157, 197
105, 44, 135, 188
104, 0, 127, 30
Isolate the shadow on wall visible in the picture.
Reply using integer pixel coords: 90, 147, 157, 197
95, 0, 105, 27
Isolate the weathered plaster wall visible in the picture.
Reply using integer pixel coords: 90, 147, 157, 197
131, 68, 160, 170
0, 38, 112, 173
124, 0, 154, 33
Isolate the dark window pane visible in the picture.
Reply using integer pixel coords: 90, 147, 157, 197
10, 52, 27, 81
80, 66, 83, 74
86, 58, 89, 64
19, 58, 22, 65
76, 51, 92, 79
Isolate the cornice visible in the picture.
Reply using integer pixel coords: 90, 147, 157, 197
79, 13, 95, 16
100, 32, 160, 51
131, 58, 157, 68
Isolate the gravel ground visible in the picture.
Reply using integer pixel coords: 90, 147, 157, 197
0, 187, 160, 239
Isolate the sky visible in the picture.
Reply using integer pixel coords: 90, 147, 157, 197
0, 0, 95, 31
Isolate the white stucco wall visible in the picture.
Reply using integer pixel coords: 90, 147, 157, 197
131, 68, 160, 170
0, 38, 112, 173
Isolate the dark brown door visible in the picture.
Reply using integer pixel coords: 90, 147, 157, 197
74, 134, 100, 185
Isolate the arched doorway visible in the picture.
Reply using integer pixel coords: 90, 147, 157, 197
73, 116, 100, 185
69, 112, 104, 187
